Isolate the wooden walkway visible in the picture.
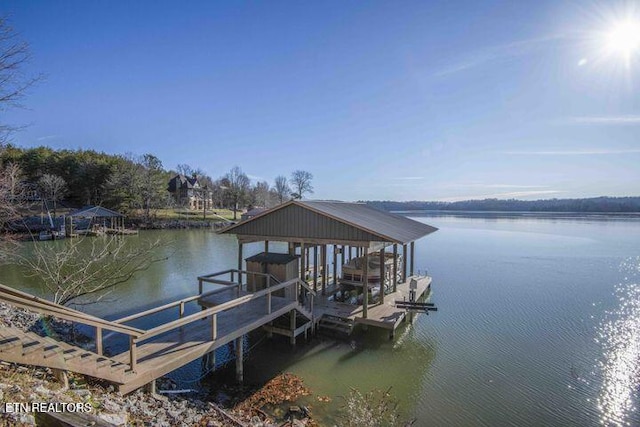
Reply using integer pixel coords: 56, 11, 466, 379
314, 275, 432, 336
112, 290, 303, 394
0, 271, 315, 394
0, 271, 432, 394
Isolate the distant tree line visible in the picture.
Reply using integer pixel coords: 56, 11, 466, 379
0, 144, 314, 224
365, 197, 640, 213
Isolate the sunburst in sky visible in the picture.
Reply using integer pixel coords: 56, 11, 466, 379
2, 1, 639, 201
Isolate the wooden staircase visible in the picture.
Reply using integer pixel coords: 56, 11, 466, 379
0, 272, 317, 394
317, 315, 354, 335
0, 326, 132, 384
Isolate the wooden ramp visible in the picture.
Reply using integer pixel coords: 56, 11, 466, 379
0, 272, 316, 394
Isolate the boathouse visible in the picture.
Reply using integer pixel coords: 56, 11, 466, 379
220, 200, 438, 334
0, 200, 439, 395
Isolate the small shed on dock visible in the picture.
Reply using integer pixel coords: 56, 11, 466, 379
245, 252, 299, 296
220, 200, 437, 318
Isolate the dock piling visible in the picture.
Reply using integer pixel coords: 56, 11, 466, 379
235, 337, 243, 383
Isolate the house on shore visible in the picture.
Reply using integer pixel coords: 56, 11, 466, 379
167, 174, 213, 210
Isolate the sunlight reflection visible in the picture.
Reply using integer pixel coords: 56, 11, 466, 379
597, 256, 640, 426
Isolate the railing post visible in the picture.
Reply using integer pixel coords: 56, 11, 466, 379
267, 292, 272, 314
198, 278, 203, 294
212, 314, 217, 340
95, 327, 103, 356
129, 337, 137, 373
179, 301, 185, 318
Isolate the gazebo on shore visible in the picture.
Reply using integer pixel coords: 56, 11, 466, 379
68, 205, 127, 235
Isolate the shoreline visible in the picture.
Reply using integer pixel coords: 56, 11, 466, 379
0, 300, 318, 426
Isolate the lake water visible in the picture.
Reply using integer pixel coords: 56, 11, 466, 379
1, 213, 639, 426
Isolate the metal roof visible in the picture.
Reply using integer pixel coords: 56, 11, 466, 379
69, 206, 124, 218
220, 200, 437, 245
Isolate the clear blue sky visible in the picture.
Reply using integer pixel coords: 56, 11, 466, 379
2, 1, 639, 201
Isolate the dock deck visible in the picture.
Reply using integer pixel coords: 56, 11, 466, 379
110, 290, 299, 394
0, 276, 314, 395
314, 275, 432, 335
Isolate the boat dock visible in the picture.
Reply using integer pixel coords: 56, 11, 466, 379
0, 200, 440, 395
314, 275, 431, 337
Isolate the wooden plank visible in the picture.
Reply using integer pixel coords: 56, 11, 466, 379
116, 301, 297, 394
35, 410, 117, 427
0, 293, 143, 337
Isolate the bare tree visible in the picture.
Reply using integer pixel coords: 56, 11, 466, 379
176, 163, 193, 177
224, 166, 250, 220
0, 162, 24, 231
17, 236, 168, 306
37, 173, 67, 217
252, 181, 272, 208
0, 17, 39, 236
290, 170, 314, 200
274, 175, 291, 204
0, 16, 41, 143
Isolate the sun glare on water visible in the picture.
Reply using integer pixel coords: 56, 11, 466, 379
596, 257, 640, 426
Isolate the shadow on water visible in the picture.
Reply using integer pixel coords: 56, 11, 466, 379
197, 319, 437, 425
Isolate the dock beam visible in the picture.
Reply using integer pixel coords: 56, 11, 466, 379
321, 245, 327, 295
235, 337, 243, 383
379, 246, 385, 305
290, 310, 297, 345
332, 245, 338, 287
362, 247, 369, 319
410, 241, 415, 277
402, 244, 408, 283
393, 244, 398, 292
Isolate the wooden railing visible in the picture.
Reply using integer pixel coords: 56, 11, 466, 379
0, 283, 144, 358
197, 269, 281, 295
120, 276, 314, 372
1, 271, 317, 376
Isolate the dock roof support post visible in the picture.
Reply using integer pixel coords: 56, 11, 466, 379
348, 246, 353, 261
290, 310, 297, 345
393, 244, 398, 292
300, 242, 306, 282
96, 327, 103, 356
362, 246, 369, 319
264, 240, 269, 254
402, 244, 408, 283
379, 246, 385, 305
410, 241, 415, 277
341, 245, 345, 267
321, 245, 327, 295
235, 337, 243, 383
237, 242, 243, 288
332, 245, 338, 287
313, 246, 318, 292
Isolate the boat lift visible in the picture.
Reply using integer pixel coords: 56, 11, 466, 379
394, 278, 438, 314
